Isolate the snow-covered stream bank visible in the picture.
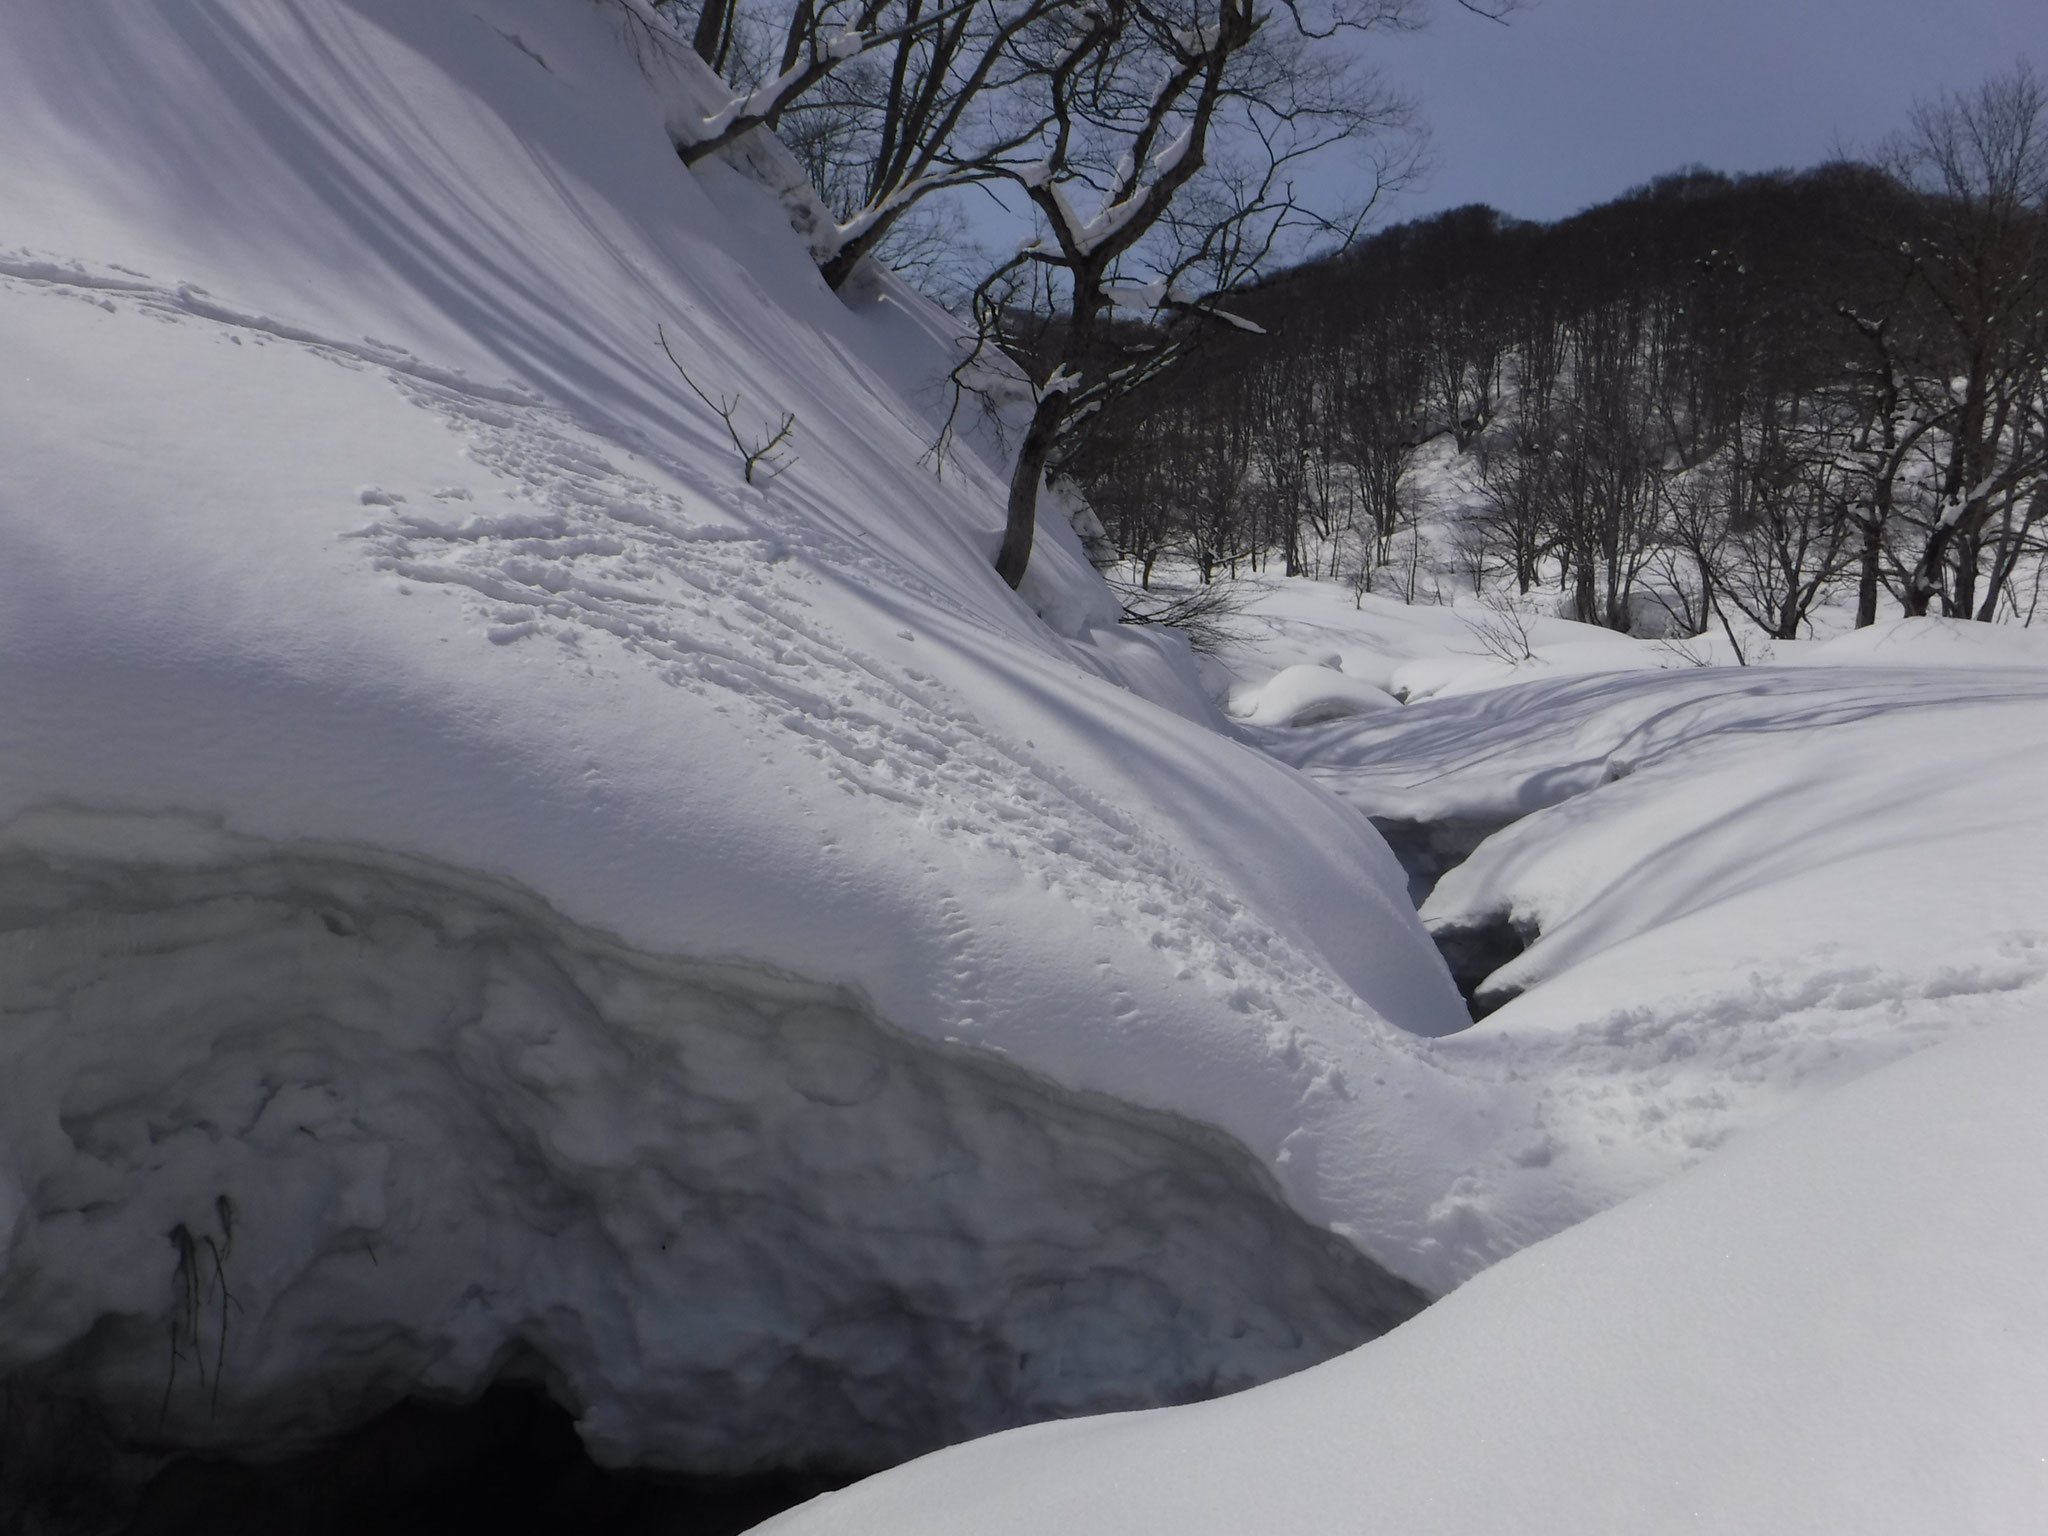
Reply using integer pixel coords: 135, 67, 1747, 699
760, 603, 2048, 1536
1, 1, 1469, 1521
0, 817, 1415, 1521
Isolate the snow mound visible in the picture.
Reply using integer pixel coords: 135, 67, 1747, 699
1226, 664, 1399, 727
1803, 613, 2048, 668
759, 1011, 2048, 1536
1212, 579, 1669, 704
1269, 661, 2048, 1248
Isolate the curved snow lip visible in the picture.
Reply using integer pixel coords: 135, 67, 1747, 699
0, 808, 1425, 1515
1226, 665, 1401, 729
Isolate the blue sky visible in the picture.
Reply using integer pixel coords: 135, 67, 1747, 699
1371, 0, 2040, 224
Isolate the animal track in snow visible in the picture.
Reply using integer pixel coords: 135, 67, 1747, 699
353, 346, 1384, 1074
1, 248, 1395, 1086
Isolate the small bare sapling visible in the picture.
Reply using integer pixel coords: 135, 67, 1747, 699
1461, 592, 1539, 665
160, 1194, 238, 1427
659, 325, 797, 485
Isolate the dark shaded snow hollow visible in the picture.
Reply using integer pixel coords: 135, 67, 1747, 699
0, 833, 1422, 1520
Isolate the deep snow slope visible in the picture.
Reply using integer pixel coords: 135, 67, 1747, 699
0, 0, 1492, 1492
760, 1007, 2048, 1536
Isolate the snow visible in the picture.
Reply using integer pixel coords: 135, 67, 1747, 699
0, 809, 1419, 1472
1208, 576, 1673, 702
4, 0, 2043, 1517
0, 0, 1481, 1486
760, 1008, 2048, 1536
1226, 663, 1400, 727
1803, 611, 2048, 668
1243, 598, 2048, 1251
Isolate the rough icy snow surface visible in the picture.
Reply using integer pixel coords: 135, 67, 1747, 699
761, 1010, 2048, 1536
0, 812, 1417, 1481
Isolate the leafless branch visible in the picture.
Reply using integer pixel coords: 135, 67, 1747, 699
659, 325, 800, 484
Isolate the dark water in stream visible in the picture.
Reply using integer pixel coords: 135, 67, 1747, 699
120, 1385, 857, 1536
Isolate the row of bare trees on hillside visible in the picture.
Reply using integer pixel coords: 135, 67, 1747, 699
1062, 65, 2048, 634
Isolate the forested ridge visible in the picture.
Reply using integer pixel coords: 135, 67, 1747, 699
639, 0, 2042, 630
1055, 87, 2048, 638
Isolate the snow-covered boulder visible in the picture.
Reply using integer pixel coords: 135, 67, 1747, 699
1226, 663, 1400, 727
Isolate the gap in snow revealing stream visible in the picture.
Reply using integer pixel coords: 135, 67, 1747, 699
1352, 816, 1535, 1019
0, 817, 1425, 1530
112, 1384, 854, 1536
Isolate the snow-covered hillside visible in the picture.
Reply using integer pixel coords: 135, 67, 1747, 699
0, 0, 1494, 1502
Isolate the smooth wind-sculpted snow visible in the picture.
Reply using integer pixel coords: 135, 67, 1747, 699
0, 0, 1490, 1499
1255, 651, 2048, 1251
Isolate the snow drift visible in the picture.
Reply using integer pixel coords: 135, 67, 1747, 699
0, 0, 1477, 1501
1254, 630, 2048, 1255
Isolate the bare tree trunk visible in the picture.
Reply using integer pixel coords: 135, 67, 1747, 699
1952, 530, 1983, 618
1854, 512, 1884, 627
997, 393, 1066, 589
1905, 499, 1984, 617
1977, 486, 2046, 618
692, 0, 735, 67
1902, 541, 1944, 617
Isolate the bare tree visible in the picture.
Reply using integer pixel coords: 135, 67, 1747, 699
1883, 63, 2048, 617
660, 327, 800, 483
983, 0, 1428, 587
806, 0, 1077, 289
1709, 386, 1856, 637
656, 0, 1503, 592
673, 0, 980, 172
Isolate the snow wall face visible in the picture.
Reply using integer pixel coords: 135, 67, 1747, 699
0, 822, 1423, 1495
